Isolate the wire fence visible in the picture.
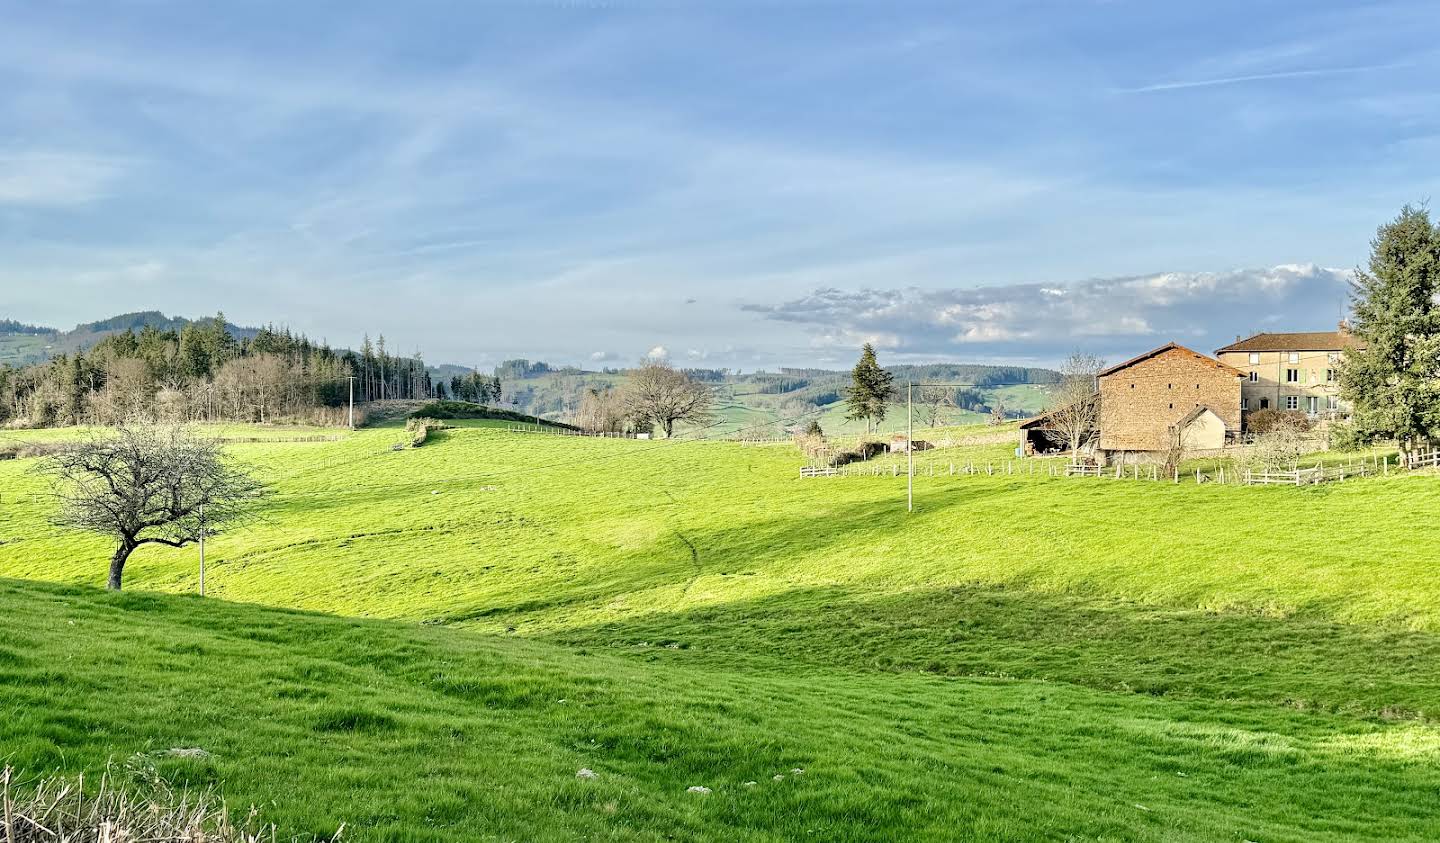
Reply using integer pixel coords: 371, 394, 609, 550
798, 451, 1404, 487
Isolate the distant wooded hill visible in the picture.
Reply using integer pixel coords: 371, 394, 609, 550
0, 311, 261, 367
471, 359, 1061, 436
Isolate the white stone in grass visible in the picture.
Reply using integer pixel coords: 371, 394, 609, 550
1133, 804, 1151, 812
576, 768, 597, 779
772, 774, 785, 781
686, 786, 712, 795
163, 747, 211, 758
791, 768, 805, 775
743, 781, 757, 787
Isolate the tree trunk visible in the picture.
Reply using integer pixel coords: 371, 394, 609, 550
108, 541, 135, 591
664, 418, 675, 438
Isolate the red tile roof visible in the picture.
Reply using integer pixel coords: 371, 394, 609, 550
1214, 331, 1361, 354
1097, 342, 1244, 379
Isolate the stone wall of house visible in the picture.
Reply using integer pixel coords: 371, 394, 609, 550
1099, 348, 1242, 452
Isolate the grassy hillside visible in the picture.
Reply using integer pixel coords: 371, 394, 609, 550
3, 427, 1440, 839
0, 331, 54, 365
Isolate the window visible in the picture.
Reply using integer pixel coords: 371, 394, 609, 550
1328, 352, 1340, 364
1328, 396, 1339, 411
1286, 369, 1299, 383
1325, 368, 1335, 382
1286, 396, 1299, 410
1248, 371, 1259, 382
1242, 397, 1250, 410
1168, 402, 1173, 409
1288, 352, 1299, 363
1307, 396, 1319, 415
1260, 398, 1270, 409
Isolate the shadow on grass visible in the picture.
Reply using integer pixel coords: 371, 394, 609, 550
432, 485, 1009, 625
541, 580, 1440, 722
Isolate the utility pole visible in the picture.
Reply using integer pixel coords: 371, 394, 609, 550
346, 375, 357, 429
198, 504, 206, 597
907, 380, 914, 513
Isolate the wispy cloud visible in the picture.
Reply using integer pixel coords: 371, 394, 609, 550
1120, 63, 1399, 94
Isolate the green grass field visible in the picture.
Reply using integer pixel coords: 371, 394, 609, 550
0, 331, 54, 365
3, 425, 1440, 840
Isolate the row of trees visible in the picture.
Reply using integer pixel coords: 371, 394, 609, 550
0, 316, 451, 427
442, 371, 503, 404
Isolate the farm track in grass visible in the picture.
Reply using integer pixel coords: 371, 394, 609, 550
3, 424, 1440, 839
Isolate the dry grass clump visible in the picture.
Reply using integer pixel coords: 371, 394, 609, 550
404, 417, 446, 447
0, 763, 339, 843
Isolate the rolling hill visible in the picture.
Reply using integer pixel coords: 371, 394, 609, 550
2, 424, 1439, 839
0, 311, 261, 366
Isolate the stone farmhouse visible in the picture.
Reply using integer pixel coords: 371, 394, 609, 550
1213, 324, 1360, 419
1019, 342, 1244, 464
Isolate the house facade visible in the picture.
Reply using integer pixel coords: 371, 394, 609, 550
1213, 327, 1360, 420
1096, 343, 1243, 462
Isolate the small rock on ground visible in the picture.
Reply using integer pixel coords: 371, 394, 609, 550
687, 786, 712, 794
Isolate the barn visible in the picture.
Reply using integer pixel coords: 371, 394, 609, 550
1095, 343, 1243, 464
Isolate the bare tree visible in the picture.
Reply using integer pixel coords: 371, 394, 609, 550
989, 400, 1007, 426
1243, 413, 1310, 474
1048, 351, 1104, 457
917, 386, 953, 428
621, 361, 716, 438
575, 386, 628, 434
38, 421, 265, 590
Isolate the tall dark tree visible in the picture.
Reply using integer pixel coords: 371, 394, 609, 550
844, 343, 894, 433
1340, 205, 1440, 460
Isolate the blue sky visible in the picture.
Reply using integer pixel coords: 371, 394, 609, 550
1, 1, 1437, 368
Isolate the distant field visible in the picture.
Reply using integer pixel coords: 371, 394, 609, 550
3, 426, 1439, 839
0, 331, 54, 365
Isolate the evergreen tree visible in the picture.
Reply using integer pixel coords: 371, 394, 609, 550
1340, 205, 1440, 459
844, 343, 894, 433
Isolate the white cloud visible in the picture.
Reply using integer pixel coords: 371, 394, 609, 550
646, 345, 669, 361
743, 264, 1353, 363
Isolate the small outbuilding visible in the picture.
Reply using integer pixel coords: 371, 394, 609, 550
888, 435, 933, 453
1017, 397, 1098, 456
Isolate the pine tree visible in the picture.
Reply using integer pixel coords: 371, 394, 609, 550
1341, 205, 1440, 459
845, 343, 894, 433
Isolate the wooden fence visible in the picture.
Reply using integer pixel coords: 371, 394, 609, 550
214, 435, 344, 444
1407, 449, 1440, 470
797, 452, 1400, 486
504, 424, 641, 439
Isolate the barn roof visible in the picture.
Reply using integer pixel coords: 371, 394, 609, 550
1097, 342, 1244, 379
1214, 331, 1362, 354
